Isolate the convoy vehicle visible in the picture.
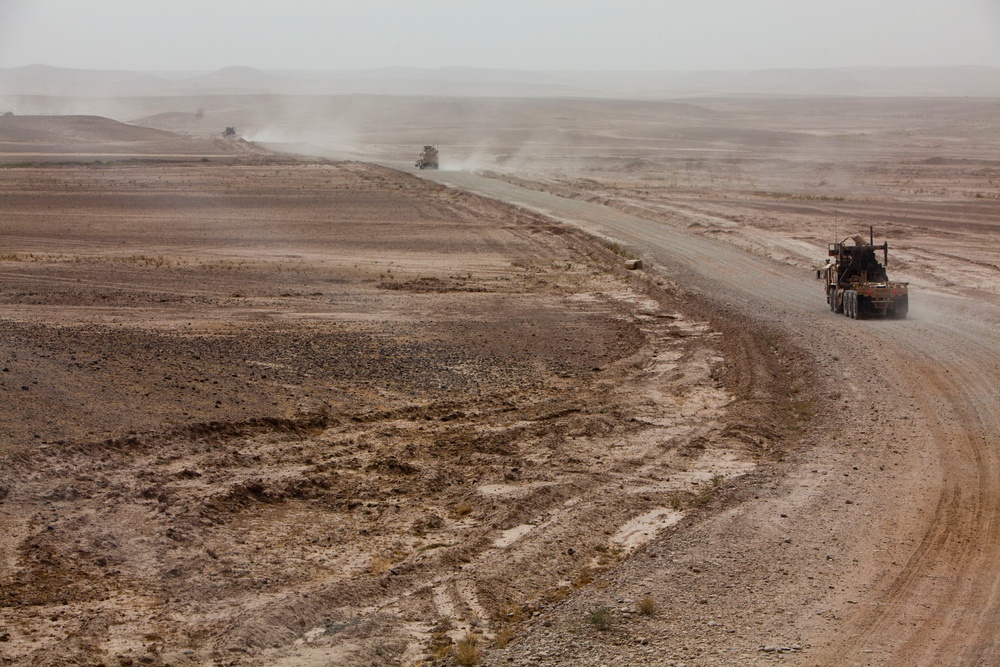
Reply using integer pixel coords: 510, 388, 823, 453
415, 145, 439, 169
821, 228, 908, 319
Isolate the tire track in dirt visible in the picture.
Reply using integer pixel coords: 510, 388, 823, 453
417, 167, 1000, 665
811, 311, 1000, 666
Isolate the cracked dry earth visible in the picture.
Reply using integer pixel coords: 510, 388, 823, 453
0, 158, 805, 667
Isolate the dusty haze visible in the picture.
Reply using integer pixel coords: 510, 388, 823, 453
2, 0, 1000, 71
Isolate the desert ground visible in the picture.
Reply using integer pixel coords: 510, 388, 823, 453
0, 91, 999, 667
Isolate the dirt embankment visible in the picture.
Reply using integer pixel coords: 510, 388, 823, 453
0, 115, 264, 160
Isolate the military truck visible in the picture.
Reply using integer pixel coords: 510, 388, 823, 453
821, 228, 908, 319
415, 145, 439, 170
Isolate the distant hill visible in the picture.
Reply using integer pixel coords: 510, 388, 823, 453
0, 64, 168, 96
661, 67, 1000, 97
1, 64, 998, 99
186, 66, 279, 93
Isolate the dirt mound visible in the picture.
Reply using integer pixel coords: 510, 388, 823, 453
128, 111, 220, 135
0, 114, 261, 159
0, 115, 175, 143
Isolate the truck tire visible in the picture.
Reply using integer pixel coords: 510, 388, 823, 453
894, 295, 909, 319
845, 290, 856, 319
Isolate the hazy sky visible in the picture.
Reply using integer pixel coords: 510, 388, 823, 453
1, 0, 998, 71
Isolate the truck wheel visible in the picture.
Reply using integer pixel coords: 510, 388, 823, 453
894, 296, 909, 319
846, 291, 856, 319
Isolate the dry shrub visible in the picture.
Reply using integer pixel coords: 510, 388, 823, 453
454, 632, 481, 666
588, 607, 613, 631
500, 604, 524, 623
572, 566, 595, 588
637, 596, 658, 616
429, 640, 452, 662
492, 626, 517, 649
453, 501, 474, 518
668, 492, 686, 510
368, 556, 392, 574
546, 584, 573, 604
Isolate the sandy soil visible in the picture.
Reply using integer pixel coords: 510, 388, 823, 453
0, 97, 998, 667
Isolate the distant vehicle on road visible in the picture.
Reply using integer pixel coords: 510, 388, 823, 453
415, 145, 438, 170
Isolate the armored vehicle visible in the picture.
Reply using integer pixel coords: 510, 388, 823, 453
415, 145, 439, 170
821, 228, 908, 319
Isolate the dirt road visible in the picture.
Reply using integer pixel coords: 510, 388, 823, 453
413, 168, 1000, 665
